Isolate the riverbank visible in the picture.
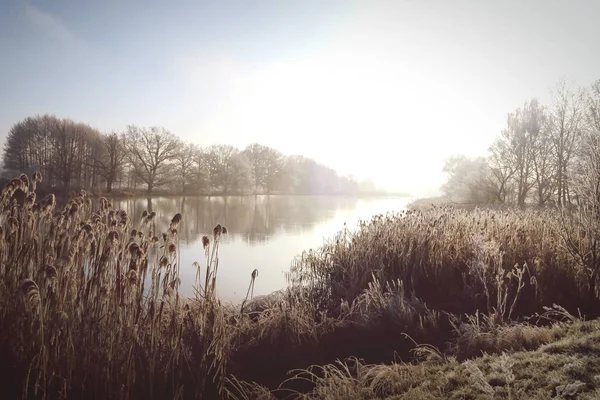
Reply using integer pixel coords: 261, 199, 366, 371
1, 177, 600, 399
28, 185, 412, 200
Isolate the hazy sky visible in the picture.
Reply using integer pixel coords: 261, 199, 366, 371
1, 0, 600, 196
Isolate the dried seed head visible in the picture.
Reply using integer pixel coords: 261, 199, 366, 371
19, 173, 29, 190
108, 230, 119, 245
69, 202, 79, 216
141, 210, 148, 219
9, 178, 23, 192
168, 243, 176, 254
129, 242, 139, 256
213, 224, 223, 238
44, 265, 58, 292
100, 197, 109, 211
128, 269, 138, 286
172, 213, 182, 224
44, 264, 57, 280
170, 213, 182, 229
159, 255, 168, 268
32, 171, 43, 184
8, 217, 18, 233
130, 229, 137, 238
19, 279, 40, 309
202, 236, 209, 249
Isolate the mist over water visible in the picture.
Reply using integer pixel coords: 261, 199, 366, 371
111, 195, 411, 303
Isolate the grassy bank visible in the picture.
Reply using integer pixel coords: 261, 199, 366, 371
1, 173, 599, 399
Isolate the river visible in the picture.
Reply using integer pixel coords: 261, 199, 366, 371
110, 195, 411, 304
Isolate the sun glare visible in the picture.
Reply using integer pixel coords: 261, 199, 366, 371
212, 50, 477, 194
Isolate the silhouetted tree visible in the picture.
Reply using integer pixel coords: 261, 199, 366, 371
174, 142, 197, 194
548, 81, 584, 206
95, 132, 126, 192
123, 125, 179, 193
2, 116, 359, 195
242, 143, 285, 194
205, 145, 250, 194
442, 155, 496, 204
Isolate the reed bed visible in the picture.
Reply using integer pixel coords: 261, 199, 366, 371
2, 172, 600, 399
0, 173, 240, 399
287, 207, 592, 320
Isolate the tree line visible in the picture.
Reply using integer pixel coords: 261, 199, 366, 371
443, 78, 600, 208
1, 115, 363, 195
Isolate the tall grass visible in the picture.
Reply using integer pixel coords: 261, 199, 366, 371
2, 172, 600, 399
287, 207, 592, 320
0, 173, 237, 399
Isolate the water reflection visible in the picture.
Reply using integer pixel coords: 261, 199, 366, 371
113, 196, 366, 244
110, 195, 410, 304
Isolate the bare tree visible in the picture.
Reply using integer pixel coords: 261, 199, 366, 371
205, 145, 250, 194
192, 147, 210, 193
442, 155, 496, 204
95, 132, 127, 192
561, 130, 600, 307
242, 143, 285, 194
174, 142, 197, 194
123, 125, 179, 193
548, 80, 584, 207
585, 80, 600, 136
51, 118, 82, 191
488, 136, 516, 203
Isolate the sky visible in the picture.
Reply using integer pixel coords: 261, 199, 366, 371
1, 0, 600, 196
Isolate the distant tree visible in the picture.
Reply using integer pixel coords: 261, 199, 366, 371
358, 178, 377, 193
283, 155, 357, 195
531, 115, 555, 206
242, 143, 285, 194
488, 136, 516, 203
585, 80, 600, 137
174, 142, 197, 194
205, 145, 250, 194
192, 147, 210, 193
123, 125, 179, 193
263, 148, 286, 194
563, 129, 600, 306
94, 132, 126, 192
51, 119, 92, 191
442, 155, 495, 204
548, 81, 584, 206
3, 114, 101, 190
3, 118, 35, 176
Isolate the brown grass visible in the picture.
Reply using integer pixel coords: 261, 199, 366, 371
2, 172, 600, 399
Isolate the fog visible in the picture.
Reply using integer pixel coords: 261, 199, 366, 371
1, 1, 600, 196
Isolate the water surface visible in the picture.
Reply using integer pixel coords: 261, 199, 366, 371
111, 195, 411, 304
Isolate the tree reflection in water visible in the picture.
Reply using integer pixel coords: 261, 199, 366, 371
109, 195, 410, 303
